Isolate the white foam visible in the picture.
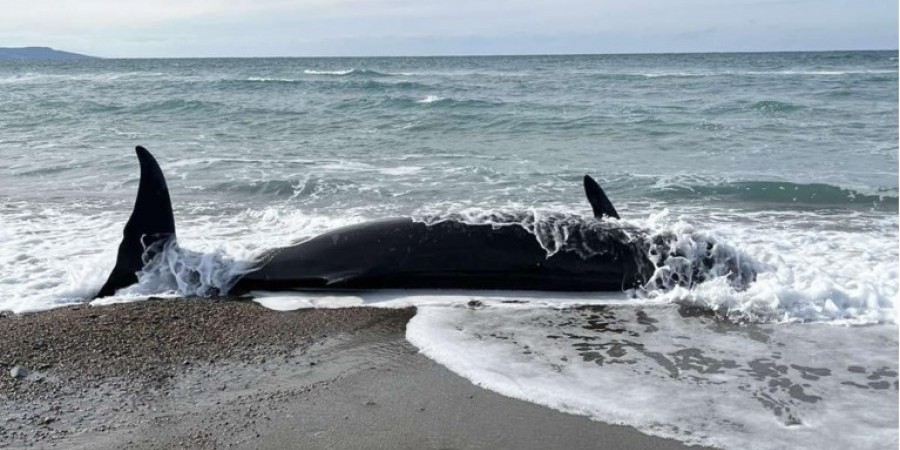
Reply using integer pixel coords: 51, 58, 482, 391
250, 289, 626, 311
302, 68, 409, 76
123, 240, 252, 298
416, 95, 445, 103
377, 166, 422, 176
251, 291, 366, 310
0, 72, 169, 84
303, 69, 355, 76
406, 304, 899, 450
0, 203, 121, 313
3, 200, 896, 450
635, 210, 898, 323
316, 160, 376, 171
315, 160, 422, 177
245, 77, 299, 82
0, 204, 367, 313
3, 200, 895, 326
410, 206, 898, 324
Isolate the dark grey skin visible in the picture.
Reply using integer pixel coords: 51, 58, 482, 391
97, 146, 659, 299
231, 217, 652, 294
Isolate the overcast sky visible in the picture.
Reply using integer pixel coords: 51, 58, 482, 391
1, 0, 896, 57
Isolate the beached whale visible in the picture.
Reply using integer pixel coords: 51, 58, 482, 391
96, 146, 751, 298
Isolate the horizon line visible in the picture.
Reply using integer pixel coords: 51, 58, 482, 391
69, 47, 900, 60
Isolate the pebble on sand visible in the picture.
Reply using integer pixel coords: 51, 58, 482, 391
10, 365, 29, 379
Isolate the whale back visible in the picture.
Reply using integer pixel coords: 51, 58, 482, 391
95, 146, 176, 298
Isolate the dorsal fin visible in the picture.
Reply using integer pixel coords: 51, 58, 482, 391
583, 175, 620, 219
95, 146, 176, 298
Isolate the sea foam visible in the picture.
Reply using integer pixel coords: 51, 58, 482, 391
406, 304, 898, 450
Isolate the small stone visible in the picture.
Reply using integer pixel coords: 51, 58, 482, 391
10, 366, 29, 379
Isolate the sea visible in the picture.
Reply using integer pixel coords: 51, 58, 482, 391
0, 51, 897, 449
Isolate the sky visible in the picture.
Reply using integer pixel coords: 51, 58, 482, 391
1, 0, 897, 57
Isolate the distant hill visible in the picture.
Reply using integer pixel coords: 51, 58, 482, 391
0, 47, 95, 60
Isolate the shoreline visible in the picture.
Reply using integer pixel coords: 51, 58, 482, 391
1, 298, 707, 449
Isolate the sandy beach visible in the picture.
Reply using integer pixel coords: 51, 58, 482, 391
0, 298, 706, 449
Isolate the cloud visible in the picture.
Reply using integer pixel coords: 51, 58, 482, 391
1, 0, 317, 29
0, 0, 895, 56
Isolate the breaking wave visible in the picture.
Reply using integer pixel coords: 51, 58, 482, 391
649, 180, 898, 209
417, 95, 445, 103
643, 225, 759, 293
303, 68, 400, 76
406, 304, 898, 450
415, 208, 759, 294
115, 240, 253, 299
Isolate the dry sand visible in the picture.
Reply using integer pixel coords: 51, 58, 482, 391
0, 298, 707, 449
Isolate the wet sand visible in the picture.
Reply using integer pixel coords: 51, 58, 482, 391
0, 298, 706, 449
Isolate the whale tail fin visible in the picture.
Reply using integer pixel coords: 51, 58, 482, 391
583, 175, 620, 219
95, 146, 176, 298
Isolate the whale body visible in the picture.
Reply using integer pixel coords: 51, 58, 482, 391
96, 146, 743, 299
231, 216, 651, 294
